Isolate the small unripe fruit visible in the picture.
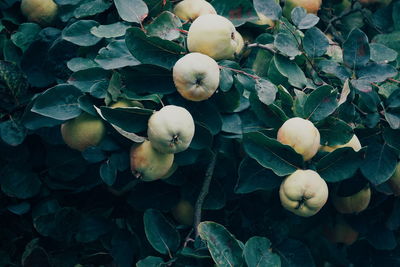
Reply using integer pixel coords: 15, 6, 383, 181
187, 14, 241, 61
173, 52, 220, 102
130, 140, 174, 182
173, 0, 216, 21
333, 187, 371, 214
277, 117, 320, 161
61, 113, 106, 152
171, 200, 194, 226
279, 169, 329, 217
320, 134, 362, 153
20, 0, 58, 26
147, 105, 195, 154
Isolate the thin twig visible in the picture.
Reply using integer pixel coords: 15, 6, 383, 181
247, 43, 277, 54
218, 65, 260, 80
324, 8, 362, 33
194, 152, 218, 236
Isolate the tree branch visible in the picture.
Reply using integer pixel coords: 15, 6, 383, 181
246, 43, 277, 54
193, 151, 218, 236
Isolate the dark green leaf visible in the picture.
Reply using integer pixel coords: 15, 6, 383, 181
111, 230, 137, 267
90, 22, 130, 38
343, 28, 370, 69
0, 120, 27, 146
143, 209, 180, 255
304, 85, 338, 122
276, 239, 315, 267
213, 0, 258, 26
244, 236, 281, 267
95, 40, 141, 70
31, 84, 82, 120
303, 27, 329, 57
243, 132, 303, 176
62, 20, 101, 46
145, 11, 182, 41
11, 23, 41, 52
274, 33, 300, 58
253, 0, 282, 21
198, 221, 244, 267
0, 165, 41, 199
114, 0, 148, 23
370, 43, 398, 64
73, 0, 112, 18
100, 161, 117, 186
291, 7, 319, 29
318, 117, 353, 146
136, 256, 164, 267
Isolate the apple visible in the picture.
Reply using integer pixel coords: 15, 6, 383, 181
323, 218, 359, 245
147, 105, 195, 154
320, 134, 362, 153
20, 0, 58, 26
332, 186, 371, 214
61, 112, 106, 152
388, 163, 400, 196
283, 0, 322, 18
109, 99, 144, 108
173, 0, 216, 21
277, 117, 321, 161
171, 200, 194, 226
279, 169, 329, 217
234, 31, 244, 56
187, 14, 242, 60
173, 52, 220, 102
130, 140, 174, 182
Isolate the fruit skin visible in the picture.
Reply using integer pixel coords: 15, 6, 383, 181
388, 163, 400, 196
109, 99, 144, 108
130, 140, 174, 182
283, 0, 322, 18
323, 219, 359, 245
173, 0, 216, 21
171, 200, 194, 226
277, 117, 321, 161
279, 169, 329, 217
234, 31, 244, 55
147, 105, 195, 154
187, 14, 241, 61
320, 134, 362, 153
333, 187, 371, 214
173, 52, 220, 102
61, 112, 106, 152
20, 0, 58, 26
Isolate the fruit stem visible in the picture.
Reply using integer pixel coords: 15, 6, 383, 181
194, 151, 218, 236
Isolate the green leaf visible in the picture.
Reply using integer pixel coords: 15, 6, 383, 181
384, 128, 400, 151
0, 120, 27, 146
67, 57, 99, 72
95, 40, 141, 70
317, 117, 353, 146
99, 106, 152, 133
114, 0, 148, 23
275, 239, 316, 267
253, 0, 282, 21
303, 27, 329, 57
243, 236, 281, 267
304, 85, 338, 122
250, 93, 287, 128
316, 147, 363, 182
136, 256, 165, 267
386, 89, 400, 109
0, 60, 28, 105
125, 27, 185, 70
219, 68, 233, 92
68, 68, 109, 94
274, 33, 300, 58
366, 224, 397, 250
10, 23, 41, 52
212, 0, 258, 26
317, 59, 351, 81
0, 165, 41, 199
361, 143, 398, 185
111, 230, 137, 267
385, 111, 400, 129
62, 20, 101, 46
31, 84, 82, 120
235, 157, 282, 194
143, 209, 180, 255
75, 215, 111, 243
198, 221, 244, 267
370, 43, 398, 64
268, 55, 307, 88
343, 28, 370, 69
145, 11, 182, 41
291, 7, 319, 29
90, 22, 130, 38
73, 0, 112, 18
243, 132, 303, 176
393, 1, 400, 31
100, 161, 117, 186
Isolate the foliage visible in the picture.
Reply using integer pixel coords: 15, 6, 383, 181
0, 0, 400, 266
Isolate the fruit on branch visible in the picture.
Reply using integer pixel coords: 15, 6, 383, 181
171, 200, 195, 226
147, 105, 195, 154
283, 0, 322, 18
61, 112, 106, 152
173, 0, 216, 21
277, 117, 321, 161
20, 0, 58, 26
332, 186, 371, 214
187, 14, 242, 60
320, 134, 362, 153
130, 140, 174, 181
173, 52, 220, 101
388, 163, 400, 196
323, 218, 359, 245
279, 169, 329, 217
109, 99, 144, 108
